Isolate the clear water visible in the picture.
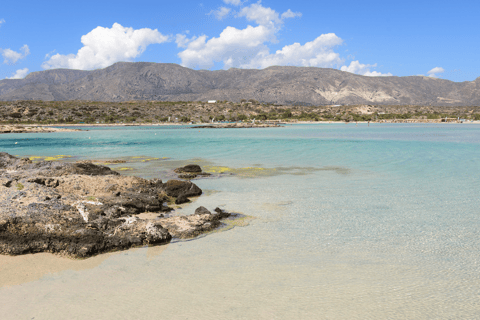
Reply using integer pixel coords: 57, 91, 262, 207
1, 123, 480, 319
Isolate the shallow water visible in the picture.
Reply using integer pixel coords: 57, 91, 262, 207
1, 123, 480, 319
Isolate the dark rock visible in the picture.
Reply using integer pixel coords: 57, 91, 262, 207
0, 178, 12, 187
28, 177, 59, 187
162, 180, 202, 197
174, 165, 211, 179
66, 162, 120, 176
213, 207, 230, 219
195, 206, 211, 215
175, 194, 190, 204
174, 164, 202, 173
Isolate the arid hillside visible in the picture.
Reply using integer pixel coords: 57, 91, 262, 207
1, 62, 479, 106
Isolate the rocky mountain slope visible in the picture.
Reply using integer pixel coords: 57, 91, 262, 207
1, 62, 479, 106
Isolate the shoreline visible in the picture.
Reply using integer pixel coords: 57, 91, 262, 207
2, 119, 479, 131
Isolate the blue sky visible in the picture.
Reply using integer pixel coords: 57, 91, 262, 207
1, 0, 478, 82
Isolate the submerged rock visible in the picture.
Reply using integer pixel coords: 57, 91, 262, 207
175, 164, 202, 173
174, 164, 211, 179
0, 153, 234, 258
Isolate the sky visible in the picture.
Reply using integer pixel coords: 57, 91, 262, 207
0, 0, 479, 82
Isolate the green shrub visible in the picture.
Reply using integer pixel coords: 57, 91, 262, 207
237, 114, 248, 121
282, 110, 293, 118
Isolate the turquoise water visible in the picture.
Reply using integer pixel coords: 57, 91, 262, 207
1, 123, 480, 319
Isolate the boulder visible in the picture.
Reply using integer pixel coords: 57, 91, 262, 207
162, 180, 202, 197
195, 206, 211, 215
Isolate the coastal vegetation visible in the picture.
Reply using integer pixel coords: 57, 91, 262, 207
1, 100, 479, 125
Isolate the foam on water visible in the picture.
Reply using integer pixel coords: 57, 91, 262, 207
1, 123, 480, 319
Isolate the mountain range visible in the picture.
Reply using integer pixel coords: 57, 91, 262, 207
1, 62, 479, 106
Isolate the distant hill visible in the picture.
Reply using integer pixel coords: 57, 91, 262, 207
1, 62, 479, 106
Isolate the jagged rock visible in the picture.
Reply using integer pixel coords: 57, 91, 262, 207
0, 152, 118, 177
27, 177, 59, 187
0, 152, 19, 168
160, 206, 231, 238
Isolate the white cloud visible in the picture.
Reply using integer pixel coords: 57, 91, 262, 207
245, 33, 344, 69
223, 0, 242, 5
427, 67, 444, 78
7, 68, 29, 79
2, 45, 30, 64
209, 7, 231, 20
42, 23, 169, 70
178, 28, 343, 70
0, 19, 5, 27
176, 34, 192, 48
281, 9, 302, 19
341, 60, 392, 77
236, 2, 301, 27
237, 2, 282, 26
178, 25, 274, 69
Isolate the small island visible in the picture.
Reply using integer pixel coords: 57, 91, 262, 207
1, 125, 83, 134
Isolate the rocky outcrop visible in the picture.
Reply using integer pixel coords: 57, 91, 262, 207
0, 153, 234, 258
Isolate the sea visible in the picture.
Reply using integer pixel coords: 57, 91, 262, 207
0, 123, 479, 319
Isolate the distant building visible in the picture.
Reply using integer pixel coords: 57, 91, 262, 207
208, 100, 217, 104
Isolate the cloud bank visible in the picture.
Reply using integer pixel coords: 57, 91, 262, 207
37, 2, 392, 77
176, 1, 389, 76
178, 2, 338, 70
42, 23, 169, 70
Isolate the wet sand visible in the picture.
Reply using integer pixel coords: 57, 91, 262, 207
0, 245, 169, 288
